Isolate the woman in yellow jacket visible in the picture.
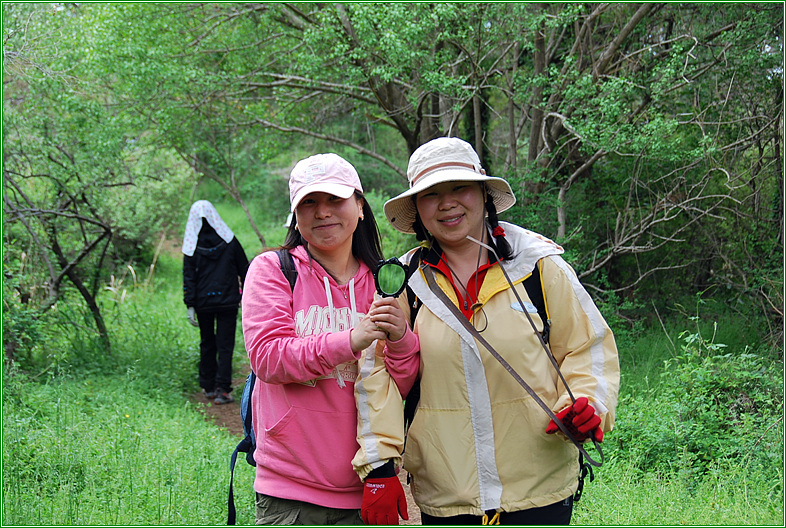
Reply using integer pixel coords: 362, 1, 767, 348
382, 137, 620, 525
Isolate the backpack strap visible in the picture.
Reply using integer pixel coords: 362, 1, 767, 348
227, 449, 240, 525
276, 248, 298, 290
228, 373, 256, 525
402, 248, 423, 434
228, 249, 298, 525
239, 373, 257, 467
521, 260, 550, 344
404, 247, 423, 332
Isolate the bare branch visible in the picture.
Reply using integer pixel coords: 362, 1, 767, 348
238, 117, 405, 177
595, 4, 656, 77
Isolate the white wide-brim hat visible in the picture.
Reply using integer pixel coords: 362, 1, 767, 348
384, 137, 516, 234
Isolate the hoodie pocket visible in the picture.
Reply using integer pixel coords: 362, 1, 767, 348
260, 406, 360, 490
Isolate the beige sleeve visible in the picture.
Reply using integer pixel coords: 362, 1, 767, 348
352, 339, 405, 480
541, 256, 621, 432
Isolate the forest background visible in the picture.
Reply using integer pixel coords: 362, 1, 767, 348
2, 3, 783, 526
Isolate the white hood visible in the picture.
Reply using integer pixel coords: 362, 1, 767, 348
181, 200, 235, 257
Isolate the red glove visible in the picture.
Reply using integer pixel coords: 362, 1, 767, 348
361, 475, 409, 525
545, 397, 603, 443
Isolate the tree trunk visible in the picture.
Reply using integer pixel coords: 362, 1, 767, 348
473, 92, 483, 165
237, 192, 266, 248
505, 42, 520, 172
51, 237, 112, 354
773, 85, 784, 247
527, 7, 546, 165
524, 4, 548, 200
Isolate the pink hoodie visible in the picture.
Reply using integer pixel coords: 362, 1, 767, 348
241, 245, 418, 509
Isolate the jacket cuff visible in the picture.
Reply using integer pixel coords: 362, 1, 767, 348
384, 326, 418, 358
364, 459, 396, 480
328, 330, 364, 361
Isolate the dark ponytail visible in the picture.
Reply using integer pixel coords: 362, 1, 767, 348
485, 193, 514, 261
412, 209, 430, 242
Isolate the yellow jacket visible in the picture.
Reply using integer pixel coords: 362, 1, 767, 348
400, 223, 620, 517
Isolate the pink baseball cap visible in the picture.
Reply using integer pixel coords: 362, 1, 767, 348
289, 153, 363, 212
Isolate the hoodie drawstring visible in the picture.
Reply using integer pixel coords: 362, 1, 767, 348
348, 278, 357, 328
324, 276, 356, 388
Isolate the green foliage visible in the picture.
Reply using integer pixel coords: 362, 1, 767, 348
502, 168, 560, 236
1, 264, 50, 372
590, 286, 646, 353
300, 2, 499, 104
365, 190, 418, 259
10, 2, 780, 340
3, 3, 198, 354
105, 149, 195, 263
610, 315, 783, 482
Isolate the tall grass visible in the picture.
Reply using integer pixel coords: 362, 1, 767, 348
2, 210, 783, 525
3, 250, 258, 525
573, 453, 784, 525
2, 370, 256, 525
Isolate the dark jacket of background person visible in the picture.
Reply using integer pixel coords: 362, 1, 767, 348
183, 219, 249, 312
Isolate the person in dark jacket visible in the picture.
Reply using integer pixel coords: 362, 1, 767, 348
182, 200, 249, 404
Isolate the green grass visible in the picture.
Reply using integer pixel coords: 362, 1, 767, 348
573, 455, 784, 525
2, 371, 257, 525
2, 250, 259, 525
2, 213, 783, 526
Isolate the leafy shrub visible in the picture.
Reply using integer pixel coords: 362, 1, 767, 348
2, 278, 46, 371
2, 267, 109, 377
611, 321, 783, 481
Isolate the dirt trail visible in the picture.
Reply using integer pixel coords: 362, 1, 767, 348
190, 373, 422, 525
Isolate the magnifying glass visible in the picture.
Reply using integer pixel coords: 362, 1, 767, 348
373, 258, 409, 298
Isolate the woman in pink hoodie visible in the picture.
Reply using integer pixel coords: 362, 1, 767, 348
241, 153, 419, 525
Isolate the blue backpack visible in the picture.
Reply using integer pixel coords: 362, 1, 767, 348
228, 249, 297, 525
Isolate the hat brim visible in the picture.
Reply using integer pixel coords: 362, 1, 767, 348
383, 169, 516, 234
290, 183, 357, 212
